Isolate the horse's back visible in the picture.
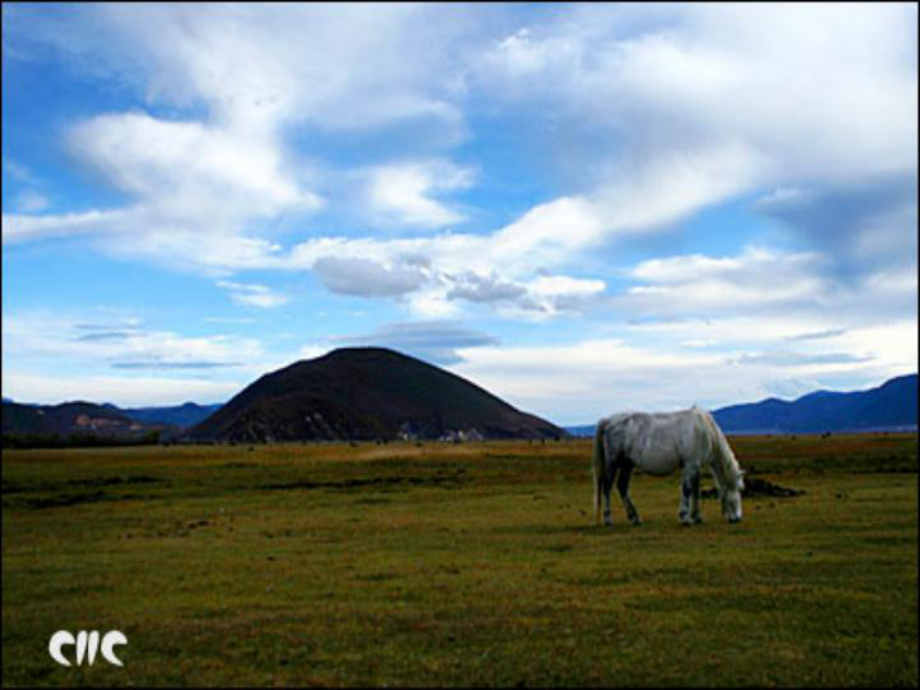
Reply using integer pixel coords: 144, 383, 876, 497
599, 408, 713, 475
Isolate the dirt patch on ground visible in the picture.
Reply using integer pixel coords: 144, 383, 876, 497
3, 475, 165, 510
2, 475, 162, 494
260, 472, 467, 492
18, 491, 155, 510
701, 476, 804, 499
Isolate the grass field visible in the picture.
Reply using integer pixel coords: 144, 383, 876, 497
2, 433, 917, 687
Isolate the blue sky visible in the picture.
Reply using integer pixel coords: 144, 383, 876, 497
3, 3, 917, 425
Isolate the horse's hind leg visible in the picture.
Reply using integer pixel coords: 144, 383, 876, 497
602, 464, 618, 526
616, 462, 642, 525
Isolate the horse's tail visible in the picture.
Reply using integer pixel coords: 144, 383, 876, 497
593, 419, 606, 525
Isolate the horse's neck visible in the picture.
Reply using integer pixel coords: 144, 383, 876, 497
708, 450, 726, 488
710, 439, 739, 488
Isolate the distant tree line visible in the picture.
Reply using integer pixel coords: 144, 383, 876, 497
2, 430, 162, 449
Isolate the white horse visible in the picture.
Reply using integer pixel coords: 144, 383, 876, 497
593, 406, 745, 526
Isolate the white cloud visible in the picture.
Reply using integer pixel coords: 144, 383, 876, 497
3, 311, 264, 371
287, 227, 612, 317
216, 280, 290, 309
490, 273, 607, 320
451, 338, 730, 424
487, 196, 606, 271
282, 160, 746, 308
74, 4, 476, 135
446, 271, 526, 304
837, 322, 919, 373
6, 5, 777, 281
627, 313, 916, 382
622, 246, 829, 316
50, 112, 322, 272
364, 160, 474, 229
482, 3, 916, 183
9, 4, 914, 316
451, 324, 917, 425
275, 138, 767, 316
471, 3, 917, 299
2, 209, 129, 245
12, 190, 50, 213
755, 174, 918, 276
528, 274, 606, 306
299, 3, 913, 318
406, 288, 463, 319
488, 28, 558, 79
333, 320, 499, 365
296, 344, 331, 361
3, 3, 916, 416
68, 113, 317, 220
312, 256, 431, 298
632, 253, 748, 284
4, 4, 479, 271
2, 370, 239, 407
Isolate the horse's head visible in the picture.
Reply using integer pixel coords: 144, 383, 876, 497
721, 471, 744, 523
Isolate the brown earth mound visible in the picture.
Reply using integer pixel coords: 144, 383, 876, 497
701, 476, 804, 499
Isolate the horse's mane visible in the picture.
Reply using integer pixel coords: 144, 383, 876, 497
696, 407, 744, 490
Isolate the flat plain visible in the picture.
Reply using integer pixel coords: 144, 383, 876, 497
2, 433, 917, 687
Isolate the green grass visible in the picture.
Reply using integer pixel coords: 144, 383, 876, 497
3, 434, 917, 687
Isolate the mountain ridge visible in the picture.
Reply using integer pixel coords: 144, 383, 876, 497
6, 371, 915, 442
1, 400, 173, 442
564, 374, 918, 436
119, 402, 223, 429
713, 373, 917, 434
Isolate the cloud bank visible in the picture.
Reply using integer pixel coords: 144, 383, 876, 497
3, 3, 916, 415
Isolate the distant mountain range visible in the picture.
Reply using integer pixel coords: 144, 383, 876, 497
564, 374, 918, 436
2, 400, 223, 437
712, 373, 917, 434
1, 400, 170, 441
186, 347, 565, 443
115, 402, 223, 429
563, 425, 597, 438
5, 368, 915, 445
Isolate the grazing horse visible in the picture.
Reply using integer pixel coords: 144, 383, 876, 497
593, 406, 745, 526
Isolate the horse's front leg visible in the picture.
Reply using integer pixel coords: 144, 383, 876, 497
617, 462, 642, 525
679, 463, 701, 526
689, 467, 702, 524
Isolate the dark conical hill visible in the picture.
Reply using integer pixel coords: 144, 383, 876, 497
186, 347, 565, 442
